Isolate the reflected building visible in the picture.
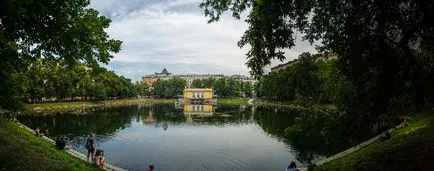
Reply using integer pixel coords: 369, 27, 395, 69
183, 104, 214, 124
183, 104, 214, 116
143, 107, 156, 124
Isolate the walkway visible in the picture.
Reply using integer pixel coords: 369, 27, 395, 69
314, 119, 407, 166
15, 121, 126, 171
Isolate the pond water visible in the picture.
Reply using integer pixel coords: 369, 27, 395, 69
18, 104, 395, 171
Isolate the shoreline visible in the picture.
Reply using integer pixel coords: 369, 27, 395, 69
14, 120, 126, 171
0, 118, 102, 170
315, 111, 434, 170
25, 98, 177, 114
24, 98, 257, 114
24, 98, 316, 112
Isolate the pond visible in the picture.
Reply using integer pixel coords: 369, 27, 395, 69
18, 104, 396, 170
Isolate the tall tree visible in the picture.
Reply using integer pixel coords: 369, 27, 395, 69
200, 0, 434, 116
0, 0, 122, 110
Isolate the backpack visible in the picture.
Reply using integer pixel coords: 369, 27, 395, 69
85, 139, 91, 150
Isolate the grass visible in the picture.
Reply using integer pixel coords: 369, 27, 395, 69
315, 111, 434, 171
252, 99, 294, 107
218, 98, 250, 105
0, 119, 102, 170
26, 98, 177, 113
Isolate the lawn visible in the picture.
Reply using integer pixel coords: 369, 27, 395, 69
218, 98, 250, 105
25, 98, 176, 113
0, 119, 102, 170
315, 111, 434, 171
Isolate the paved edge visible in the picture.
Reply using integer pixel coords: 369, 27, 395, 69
314, 119, 408, 166
15, 121, 127, 171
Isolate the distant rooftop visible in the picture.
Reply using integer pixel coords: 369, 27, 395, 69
176, 74, 225, 77
270, 59, 298, 70
143, 68, 254, 79
184, 88, 213, 92
154, 68, 171, 75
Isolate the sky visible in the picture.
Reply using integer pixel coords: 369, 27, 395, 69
90, 0, 317, 81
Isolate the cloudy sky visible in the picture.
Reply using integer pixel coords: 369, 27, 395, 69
90, 0, 316, 81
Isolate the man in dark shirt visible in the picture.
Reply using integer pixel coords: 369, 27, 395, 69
86, 134, 96, 161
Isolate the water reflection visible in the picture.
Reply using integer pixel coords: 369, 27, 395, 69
17, 104, 397, 170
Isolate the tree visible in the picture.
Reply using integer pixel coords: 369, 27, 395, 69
200, 0, 434, 117
152, 77, 186, 98
0, 0, 122, 110
136, 81, 150, 97
87, 83, 107, 101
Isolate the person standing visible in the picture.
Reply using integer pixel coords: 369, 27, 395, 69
86, 134, 96, 162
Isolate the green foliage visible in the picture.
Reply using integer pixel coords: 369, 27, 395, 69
256, 53, 343, 105
87, 83, 107, 101
316, 113, 434, 171
12, 59, 145, 102
25, 99, 176, 113
0, 0, 122, 110
218, 98, 249, 105
191, 77, 253, 98
200, 0, 434, 118
0, 119, 102, 170
152, 77, 187, 98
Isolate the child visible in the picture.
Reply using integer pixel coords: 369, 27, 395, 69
147, 164, 154, 171
286, 161, 297, 171
93, 149, 105, 168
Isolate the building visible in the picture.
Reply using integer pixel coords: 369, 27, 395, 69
183, 88, 214, 99
183, 104, 214, 116
142, 68, 172, 86
229, 74, 256, 85
270, 52, 339, 73
326, 52, 338, 60
180, 88, 216, 104
178, 88, 216, 105
270, 59, 298, 73
142, 68, 255, 87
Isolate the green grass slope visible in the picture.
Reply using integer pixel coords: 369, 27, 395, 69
0, 119, 101, 170
316, 112, 434, 171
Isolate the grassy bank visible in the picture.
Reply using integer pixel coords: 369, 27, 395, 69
252, 99, 337, 110
26, 98, 177, 113
252, 99, 294, 107
218, 98, 250, 105
315, 111, 434, 171
0, 119, 101, 170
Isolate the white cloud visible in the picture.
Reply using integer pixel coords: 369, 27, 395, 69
90, 0, 316, 80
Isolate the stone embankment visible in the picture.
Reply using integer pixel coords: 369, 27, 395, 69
15, 121, 127, 171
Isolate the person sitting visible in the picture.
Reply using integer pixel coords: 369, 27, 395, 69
378, 131, 391, 142
35, 127, 42, 136
286, 161, 298, 171
55, 137, 67, 150
93, 149, 105, 168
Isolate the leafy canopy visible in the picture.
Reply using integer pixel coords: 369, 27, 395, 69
0, 0, 122, 65
201, 0, 434, 116
0, 0, 122, 110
